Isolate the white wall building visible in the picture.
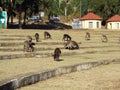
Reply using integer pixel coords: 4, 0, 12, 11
80, 12, 102, 29
107, 15, 120, 29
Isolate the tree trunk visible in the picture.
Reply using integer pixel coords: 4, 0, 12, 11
11, 15, 13, 24
23, 9, 27, 25
18, 4, 22, 29
7, 15, 10, 24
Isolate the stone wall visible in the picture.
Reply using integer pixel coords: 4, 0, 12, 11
0, 59, 119, 90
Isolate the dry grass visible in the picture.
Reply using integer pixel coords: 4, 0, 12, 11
0, 52, 120, 81
0, 29, 120, 90
17, 64, 120, 90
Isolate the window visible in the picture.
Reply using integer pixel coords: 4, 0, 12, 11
97, 22, 99, 28
89, 22, 93, 28
116, 23, 119, 29
110, 23, 112, 29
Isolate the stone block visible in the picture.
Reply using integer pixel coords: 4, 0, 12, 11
77, 63, 93, 71
39, 70, 55, 81
0, 81, 14, 90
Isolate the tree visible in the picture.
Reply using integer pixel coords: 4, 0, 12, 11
22, 0, 39, 24
1, 0, 13, 24
1, 0, 120, 27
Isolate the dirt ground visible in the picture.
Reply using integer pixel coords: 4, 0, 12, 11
17, 63, 120, 90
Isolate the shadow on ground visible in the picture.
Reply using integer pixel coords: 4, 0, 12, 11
7, 22, 72, 30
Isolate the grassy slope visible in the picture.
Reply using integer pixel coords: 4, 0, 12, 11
0, 29, 120, 89
17, 64, 120, 90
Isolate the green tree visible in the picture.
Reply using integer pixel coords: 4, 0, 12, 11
22, 0, 40, 24
1, 0, 120, 26
2, 0, 15, 24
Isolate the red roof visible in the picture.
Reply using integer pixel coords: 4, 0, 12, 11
107, 15, 120, 22
80, 12, 102, 21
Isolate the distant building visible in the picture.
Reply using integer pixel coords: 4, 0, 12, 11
106, 14, 120, 29
80, 11, 102, 29
72, 18, 82, 29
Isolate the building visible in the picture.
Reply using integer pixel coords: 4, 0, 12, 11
106, 14, 120, 29
80, 11, 102, 29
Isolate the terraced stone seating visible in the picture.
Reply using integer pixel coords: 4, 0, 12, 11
0, 59, 120, 90
0, 30, 120, 90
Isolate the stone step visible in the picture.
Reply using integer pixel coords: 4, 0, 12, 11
0, 45, 119, 52
0, 42, 68, 47
0, 49, 120, 60
0, 59, 119, 90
